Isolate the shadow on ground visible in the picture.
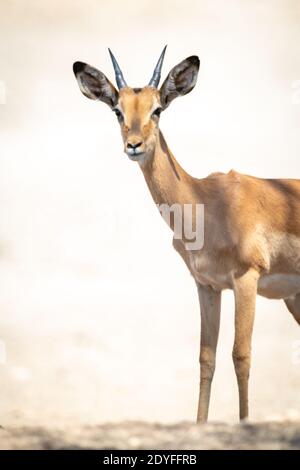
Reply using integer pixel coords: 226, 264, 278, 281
0, 421, 300, 450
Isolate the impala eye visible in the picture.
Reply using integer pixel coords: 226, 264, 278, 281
113, 108, 123, 120
152, 107, 162, 118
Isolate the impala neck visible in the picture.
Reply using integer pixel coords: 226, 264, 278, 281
140, 130, 194, 207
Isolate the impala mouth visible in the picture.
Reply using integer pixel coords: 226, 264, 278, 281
128, 153, 145, 161
126, 149, 145, 161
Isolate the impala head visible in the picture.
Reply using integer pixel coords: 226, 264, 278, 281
73, 46, 200, 163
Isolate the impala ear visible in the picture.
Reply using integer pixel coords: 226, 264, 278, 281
159, 56, 200, 109
73, 61, 118, 109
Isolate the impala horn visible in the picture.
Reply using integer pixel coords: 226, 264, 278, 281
108, 48, 127, 89
148, 45, 167, 88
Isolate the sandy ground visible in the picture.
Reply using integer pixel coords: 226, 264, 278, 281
0, 421, 300, 450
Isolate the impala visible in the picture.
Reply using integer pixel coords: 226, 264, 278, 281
73, 46, 300, 422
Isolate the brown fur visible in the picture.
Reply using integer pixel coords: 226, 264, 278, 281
74, 57, 300, 423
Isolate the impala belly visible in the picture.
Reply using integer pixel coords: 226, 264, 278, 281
188, 253, 300, 299
181, 228, 300, 299
258, 274, 300, 299
256, 230, 300, 298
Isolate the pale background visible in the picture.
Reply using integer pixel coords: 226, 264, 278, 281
0, 0, 299, 426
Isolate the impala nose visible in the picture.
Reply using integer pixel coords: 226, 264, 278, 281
127, 141, 143, 151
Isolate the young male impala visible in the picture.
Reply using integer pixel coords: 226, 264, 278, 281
73, 46, 300, 422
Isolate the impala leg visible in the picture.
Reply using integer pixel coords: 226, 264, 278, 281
232, 268, 259, 421
196, 283, 221, 423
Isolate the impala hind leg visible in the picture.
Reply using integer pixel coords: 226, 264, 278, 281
284, 295, 300, 325
196, 283, 221, 423
232, 268, 259, 421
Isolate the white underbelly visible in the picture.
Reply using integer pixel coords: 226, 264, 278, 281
258, 274, 300, 299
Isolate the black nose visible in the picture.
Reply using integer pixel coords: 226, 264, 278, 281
127, 141, 142, 150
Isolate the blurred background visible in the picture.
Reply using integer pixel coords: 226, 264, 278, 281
0, 0, 299, 427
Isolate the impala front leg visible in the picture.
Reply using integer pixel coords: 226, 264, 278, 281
196, 283, 221, 423
232, 268, 259, 421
